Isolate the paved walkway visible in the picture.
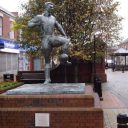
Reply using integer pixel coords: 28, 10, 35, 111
101, 69, 128, 128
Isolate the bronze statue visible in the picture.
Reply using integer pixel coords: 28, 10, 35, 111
28, 2, 71, 84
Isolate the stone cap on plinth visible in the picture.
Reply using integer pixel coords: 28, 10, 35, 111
6, 83, 85, 95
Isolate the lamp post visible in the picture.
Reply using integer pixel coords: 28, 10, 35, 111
90, 2, 104, 100
92, 33, 97, 90
92, 31, 101, 83
90, 21, 97, 84
92, 31, 103, 101
93, 34, 96, 82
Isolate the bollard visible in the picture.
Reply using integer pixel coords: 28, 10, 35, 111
117, 114, 128, 128
117, 124, 128, 128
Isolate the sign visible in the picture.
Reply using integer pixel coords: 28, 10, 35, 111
0, 38, 19, 49
0, 43, 4, 49
35, 113, 50, 127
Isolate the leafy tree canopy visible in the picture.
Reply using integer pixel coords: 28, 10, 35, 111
14, 0, 122, 60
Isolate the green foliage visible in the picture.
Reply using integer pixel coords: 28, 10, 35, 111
14, 0, 122, 60
0, 82, 19, 89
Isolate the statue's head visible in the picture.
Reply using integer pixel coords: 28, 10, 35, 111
44, 2, 54, 12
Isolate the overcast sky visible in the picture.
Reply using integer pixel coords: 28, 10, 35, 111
116, 0, 128, 40
0, 0, 127, 40
0, 0, 28, 12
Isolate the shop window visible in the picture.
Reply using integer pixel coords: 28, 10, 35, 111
10, 21, 14, 39
0, 17, 3, 36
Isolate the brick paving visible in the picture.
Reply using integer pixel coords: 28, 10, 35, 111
104, 109, 128, 128
101, 69, 128, 128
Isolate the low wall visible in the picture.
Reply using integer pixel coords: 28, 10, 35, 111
51, 59, 106, 83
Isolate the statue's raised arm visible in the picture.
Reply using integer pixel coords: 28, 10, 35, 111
28, 15, 41, 28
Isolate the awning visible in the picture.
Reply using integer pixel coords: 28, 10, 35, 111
112, 48, 128, 56
0, 43, 4, 49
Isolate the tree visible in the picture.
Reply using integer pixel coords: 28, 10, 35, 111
14, 0, 122, 60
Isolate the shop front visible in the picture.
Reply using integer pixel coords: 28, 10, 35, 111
0, 38, 27, 81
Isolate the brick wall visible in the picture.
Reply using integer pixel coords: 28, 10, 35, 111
0, 107, 103, 128
0, 95, 94, 108
1, 10, 18, 39
51, 60, 107, 83
92, 59, 107, 82
2, 14, 10, 38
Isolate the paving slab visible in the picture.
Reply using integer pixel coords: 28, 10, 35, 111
101, 69, 128, 128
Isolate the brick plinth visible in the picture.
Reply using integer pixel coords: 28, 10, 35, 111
0, 107, 103, 128
0, 85, 104, 128
0, 94, 94, 108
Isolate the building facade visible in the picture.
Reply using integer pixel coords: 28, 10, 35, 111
0, 6, 26, 81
